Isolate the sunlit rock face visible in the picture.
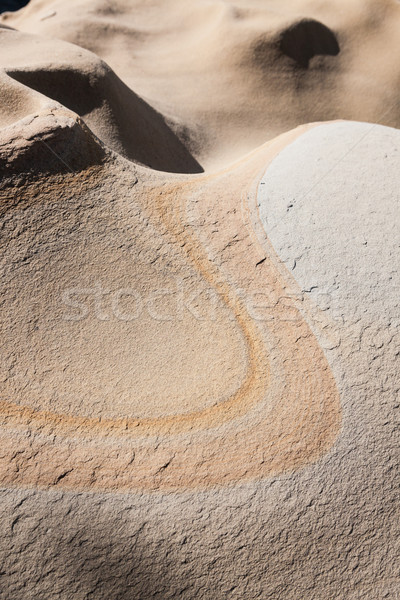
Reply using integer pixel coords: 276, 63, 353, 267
2, 0, 400, 168
0, 1, 399, 599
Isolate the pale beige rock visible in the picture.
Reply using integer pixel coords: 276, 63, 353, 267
2, 0, 400, 169
0, 1, 399, 599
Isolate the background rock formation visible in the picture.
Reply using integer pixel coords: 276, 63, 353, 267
2, 0, 400, 169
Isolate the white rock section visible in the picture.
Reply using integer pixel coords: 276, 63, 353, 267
258, 121, 399, 405
257, 122, 399, 595
258, 121, 400, 329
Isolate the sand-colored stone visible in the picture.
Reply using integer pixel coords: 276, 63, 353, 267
0, 1, 399, 598
0, 122, 341, 491
2, 0, 400, 169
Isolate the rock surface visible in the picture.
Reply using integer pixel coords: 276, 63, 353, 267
0, 1, 399, 598
1, 121, 398, 599
3, 0, 400, 169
